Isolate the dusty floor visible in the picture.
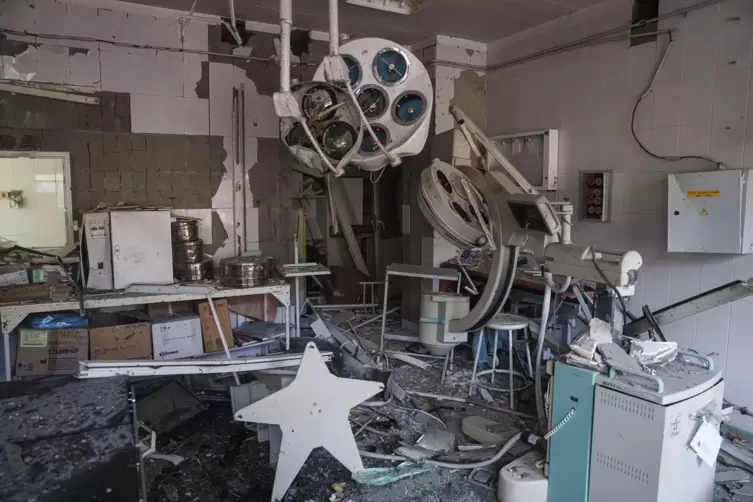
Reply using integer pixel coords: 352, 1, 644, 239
146, 405, 499, 502
144, 309, 538, 502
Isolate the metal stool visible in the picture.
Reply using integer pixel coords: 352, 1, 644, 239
470, 313, 533, 410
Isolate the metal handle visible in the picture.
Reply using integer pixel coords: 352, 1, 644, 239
608, 365, 665, 394
678, 350, 714, 371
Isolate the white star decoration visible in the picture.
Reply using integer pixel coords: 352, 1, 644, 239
235, 342, 384, 502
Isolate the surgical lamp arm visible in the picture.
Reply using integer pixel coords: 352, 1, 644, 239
450, 105, 538, 196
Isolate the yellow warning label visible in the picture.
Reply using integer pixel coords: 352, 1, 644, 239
688, 190, 720, 198
700, 209, 708, 216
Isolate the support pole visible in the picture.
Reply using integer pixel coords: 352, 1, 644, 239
279, 0, 292, 92
329, 0, 340, 55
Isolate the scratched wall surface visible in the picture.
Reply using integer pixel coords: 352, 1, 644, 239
0, 0, 323, 262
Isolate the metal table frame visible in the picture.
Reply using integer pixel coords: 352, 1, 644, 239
1, 282, 291, 381
378, 264, 461, 356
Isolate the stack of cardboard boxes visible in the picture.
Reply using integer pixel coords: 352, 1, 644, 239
15, 300, 237, 377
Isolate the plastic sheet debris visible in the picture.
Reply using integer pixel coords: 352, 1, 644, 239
352, 462, 434, 486
27, 312, 88, 329
630, 340, 678, 366
569, 318, 611, 360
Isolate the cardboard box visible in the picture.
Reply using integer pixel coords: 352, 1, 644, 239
16, 328, 89, 376
151, 315, 203, 360
0, 265, 29, 286
89, 317, 152, 361
198, 299, 234, 353
147, 301, 192, 318
0, 283, 49, 303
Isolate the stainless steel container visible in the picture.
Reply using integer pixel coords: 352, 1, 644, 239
172, 239, 204, 263
171, 220, 199, 242
174, 258, 214, 282
220, 256, 272, 287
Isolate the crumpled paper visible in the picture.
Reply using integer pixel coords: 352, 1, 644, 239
629, 340, 678, 366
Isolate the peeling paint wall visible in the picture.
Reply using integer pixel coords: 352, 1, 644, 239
0, 0, 322, 263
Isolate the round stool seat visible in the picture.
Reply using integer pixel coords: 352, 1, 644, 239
487, 313, 530, 331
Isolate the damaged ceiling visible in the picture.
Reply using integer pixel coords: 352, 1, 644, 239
120, 0, 610, 44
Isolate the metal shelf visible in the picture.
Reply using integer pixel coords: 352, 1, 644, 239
1, 282, 292, 381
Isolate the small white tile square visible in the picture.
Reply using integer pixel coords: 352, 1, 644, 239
69, 48, 101, 88
183, 98, 209, 135
652, 82, 682, 128
247, 97, 280, 139
679, 125, 712, 157
680, 77, 714, 126
155, 50, 185, 97
158, 97, 186, 135
130, 94, 160, 134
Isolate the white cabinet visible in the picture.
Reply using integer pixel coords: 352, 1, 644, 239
81, 210, 173, 290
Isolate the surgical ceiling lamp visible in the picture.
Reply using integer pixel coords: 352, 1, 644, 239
314, 37, 433, 172
275, 0, 432, 176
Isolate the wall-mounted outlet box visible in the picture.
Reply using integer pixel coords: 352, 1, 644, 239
579, 171, 611, 222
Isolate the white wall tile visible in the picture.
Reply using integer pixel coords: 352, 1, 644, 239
69, 48, 101, 88
246, 97, 280, 139
678, 125, 712, 158
33, 0, 70, 36
680, 76, 714, 126
209, 62, 234, 137
662, 316, 697, 350
652, 81, 682, 128
130, 94, 161, 134
183, 52, 207, 99
626, 171, 665, 215
710, 67, 751, 167
155, 50, 185, 97
0, 0, 35, 31
681, 3, 720, 79
159, 96, 186, 135
184, 98, 210, 135
715, 0, 753, 72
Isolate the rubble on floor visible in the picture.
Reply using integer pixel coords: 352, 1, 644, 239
141, 309, 537, 501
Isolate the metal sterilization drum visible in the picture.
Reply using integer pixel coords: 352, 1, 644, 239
220, 256, 272, 287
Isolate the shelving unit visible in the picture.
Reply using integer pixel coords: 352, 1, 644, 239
0, 281, 292, 381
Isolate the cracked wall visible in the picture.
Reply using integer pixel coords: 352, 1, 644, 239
0, 0, 324, 263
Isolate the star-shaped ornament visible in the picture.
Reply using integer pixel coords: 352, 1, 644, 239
235, 342, 384, 501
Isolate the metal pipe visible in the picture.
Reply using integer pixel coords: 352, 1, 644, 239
278, 0, 292, 92
329, 0, 340, 55
313, 303, 380, 310
378, 278, 390, 357
227, 0, 243, 45
422, 0, 720, 75
484, 0, 723, 72
534, 284, 552, 424
343, 307, 400, 334
0, 28, 319, 65
560, 203, 573, 244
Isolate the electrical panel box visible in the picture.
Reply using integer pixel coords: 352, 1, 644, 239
668, 169, 753, 254
579, 171, 611, 222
